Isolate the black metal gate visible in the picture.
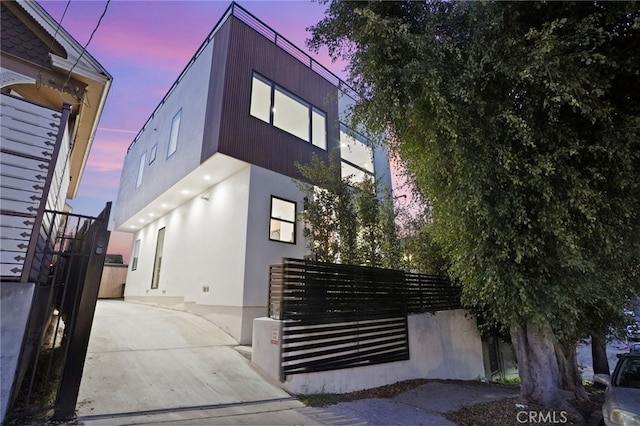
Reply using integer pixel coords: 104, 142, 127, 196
5, 203, 111, 423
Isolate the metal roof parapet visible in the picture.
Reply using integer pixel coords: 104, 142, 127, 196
127, 2, 358, 153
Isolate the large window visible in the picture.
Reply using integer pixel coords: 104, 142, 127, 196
131, 239, 141, 271
136, 152, 146, 188
151, 227, 165, 289
340, 124, 374, 184
273, 88, 309, 141
250, 73, 327, 150
167, 109, 182, 157
269, 196, 296, 244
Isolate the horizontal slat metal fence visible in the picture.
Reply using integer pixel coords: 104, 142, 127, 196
405, 273, 462, 314
269, 258, 462, 379
272, 258, 408, 378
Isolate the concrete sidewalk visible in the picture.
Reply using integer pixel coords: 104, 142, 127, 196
77, 381, 519, 425
321, 382, 519, 425
77, 397, 357, 425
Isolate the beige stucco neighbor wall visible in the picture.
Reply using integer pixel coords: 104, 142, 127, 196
97, 264, 128, 299
252, 309, 485, 395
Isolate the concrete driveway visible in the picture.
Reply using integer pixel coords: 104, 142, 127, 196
76, 300, 311, 423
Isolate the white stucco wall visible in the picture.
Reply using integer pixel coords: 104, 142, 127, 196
241, 165, 308, 339
124, 166, 251, 339
115, 39, 215, 227
122, 164, 312, 343
252, 310, 485, 394
244, 165, 308, 307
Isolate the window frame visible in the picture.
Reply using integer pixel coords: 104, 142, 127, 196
269, 195, 297, 244
131, 239, 141, 271
167, 109, 182, 158
250, 72, 327, 150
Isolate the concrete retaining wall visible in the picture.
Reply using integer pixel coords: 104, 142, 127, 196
252, 309, 485, 394
1, 282, 35, 422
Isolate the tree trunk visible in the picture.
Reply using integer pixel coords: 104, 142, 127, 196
555, 338, 589, 402
510, 321, 570, 408
591, 332, 611, 375
592, 331, 611, 390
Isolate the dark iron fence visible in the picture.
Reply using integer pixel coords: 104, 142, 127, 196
269, 258, 461, 379
6, 203, 111, 423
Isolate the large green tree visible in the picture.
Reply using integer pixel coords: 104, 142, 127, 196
309, 0, 640, 409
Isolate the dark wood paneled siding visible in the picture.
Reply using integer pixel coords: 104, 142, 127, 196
201, 20, 231, 160
208, 16, 340, 180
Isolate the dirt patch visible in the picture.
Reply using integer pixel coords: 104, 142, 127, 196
445, 386, 605, 426
297, 378, 430, 406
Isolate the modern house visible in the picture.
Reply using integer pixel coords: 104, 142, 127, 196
1, 0, 111, 420
114, 2, 392, 345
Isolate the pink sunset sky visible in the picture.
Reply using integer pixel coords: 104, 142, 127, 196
39, 0, 351, 261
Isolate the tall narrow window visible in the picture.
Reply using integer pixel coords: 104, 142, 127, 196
167, 109, 182, 157
311, 108, 327, 149
149, 144, 157, 164
269, 196, 296, 244
136, 152, 146, 188
249, 73, 327, 149
131, 239, 141, 271
151, 227, 165, 289
250, 75, 271, 123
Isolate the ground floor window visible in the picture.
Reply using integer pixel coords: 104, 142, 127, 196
151, 227, 165, 289
131, 239, 141, 271
269, 196, 296, 244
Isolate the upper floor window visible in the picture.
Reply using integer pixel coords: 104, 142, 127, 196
149, 144, 158, 164
340, 124, 374, 184
250, 73, 327, 150
167, 109, 182, 157
136, 152, 146, 188
269, 196, 296, 244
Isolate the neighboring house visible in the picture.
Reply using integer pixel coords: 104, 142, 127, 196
114, 2, 392, 345
1, 0, 111, 421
